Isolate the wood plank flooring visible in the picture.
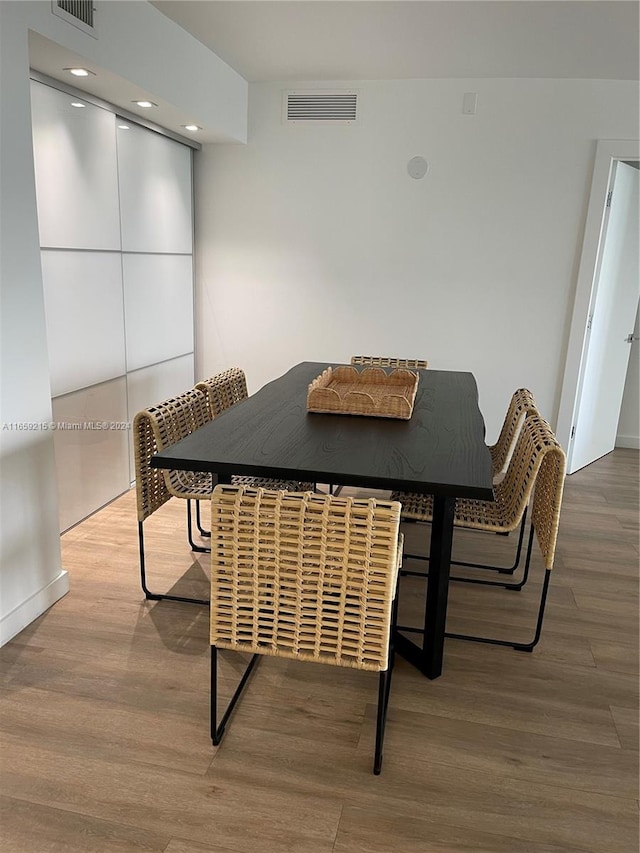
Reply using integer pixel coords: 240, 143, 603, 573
0, 448, 638, 852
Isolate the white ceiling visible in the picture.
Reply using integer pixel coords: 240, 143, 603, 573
29, 30, 211, 142
151, 1, 639, 82
28, 1, 639, 144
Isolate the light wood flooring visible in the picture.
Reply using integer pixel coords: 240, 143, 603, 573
1, 448, 638, 852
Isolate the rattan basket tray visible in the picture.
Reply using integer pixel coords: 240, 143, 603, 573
307, 365, 419, 419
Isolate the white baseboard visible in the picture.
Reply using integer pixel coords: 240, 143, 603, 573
0, 569, 69, 647
615, 435, 640, 450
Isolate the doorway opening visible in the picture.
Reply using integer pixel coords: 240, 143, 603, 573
557, 140, 640, 474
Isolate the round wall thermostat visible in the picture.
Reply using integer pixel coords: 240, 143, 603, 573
407, 156, 429, 180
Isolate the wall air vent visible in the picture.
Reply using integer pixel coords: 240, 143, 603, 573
283, 91, 358, 125
52, 1, 96, 37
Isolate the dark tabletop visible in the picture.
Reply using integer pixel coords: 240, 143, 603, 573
151, 362, 494, 500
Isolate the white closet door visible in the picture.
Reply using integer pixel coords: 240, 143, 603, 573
126, 354, 195, 480
52, 377, 130, 532
117, 123, 193, 254
32, 81, 195, 531
123, 253, 194, 371
30, 81, 120, 250
127, 354, 195, 418
42, 250, 126, 397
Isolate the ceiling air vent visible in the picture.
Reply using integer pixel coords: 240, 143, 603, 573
284, 91, 358, 125
51, 0, 96, 37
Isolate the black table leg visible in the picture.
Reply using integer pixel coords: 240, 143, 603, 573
395, 494, 455, 679
422, 494, 455, 678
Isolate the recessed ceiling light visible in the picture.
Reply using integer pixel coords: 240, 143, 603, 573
70, 102, 85, 108
117, 124, 130, 130
133, 100, 156, 108
182, 124, 201, 132
63, 67, 94, 77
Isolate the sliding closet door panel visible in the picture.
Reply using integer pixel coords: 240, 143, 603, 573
52, 378, 130, 532
127, 354, 195, 418
30, 81, 120, 250
117, 124, 192, 254
123, 253, 194, 372
126, 354, 195, 481
31, 80, 194, 530
42, 250, 126, 398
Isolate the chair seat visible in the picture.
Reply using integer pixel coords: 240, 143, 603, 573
166, 471, 314, 501
232, 476, 314, 491
390, 491, 433, 521
166, 470, 214, 499
390, 489, 520, 533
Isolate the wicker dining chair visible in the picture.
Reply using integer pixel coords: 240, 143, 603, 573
190, 368, 249, 537
208, 485, 403, 775
195, 366, 248, 418
134, 388, 214, 605
399, 387, 539, 579
490, 388, 538, 477
394, 416, 565, 651
351, 355, 429, 370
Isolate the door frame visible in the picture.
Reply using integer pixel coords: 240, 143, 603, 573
556, 139, 639, 472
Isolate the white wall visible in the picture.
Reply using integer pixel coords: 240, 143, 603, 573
0, 0, 247, 645
0, 5, 66, 643
194, 78, 638, 440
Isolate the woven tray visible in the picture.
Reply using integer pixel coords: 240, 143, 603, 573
307, 366, 419, 420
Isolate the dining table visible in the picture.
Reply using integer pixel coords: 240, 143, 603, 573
151, 361, 494, 679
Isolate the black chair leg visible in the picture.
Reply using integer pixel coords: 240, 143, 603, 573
211, 646, 261, 746
512, 569, 552, 652
494, 508, 528, 574
374, 667, 392, 775
187, 500, 211, 554
195, 500, 211, 538
373, 585, 398, 775
138, 521, 209, 605
438, 524, 535, 592
402, 508, 529, 579
442, 529, 552, 651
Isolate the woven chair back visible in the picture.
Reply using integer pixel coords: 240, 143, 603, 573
490, 415, 561, 532
210, 486, 402, 672
133, 409, 171, 522
530, 429, 566, 570
351, 355, 429, 370
195, 368, 248, 418
133, 388, 210, 521
490, 388, 538, 474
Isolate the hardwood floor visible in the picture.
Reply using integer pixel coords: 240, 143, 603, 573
1, 448, 638, 852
